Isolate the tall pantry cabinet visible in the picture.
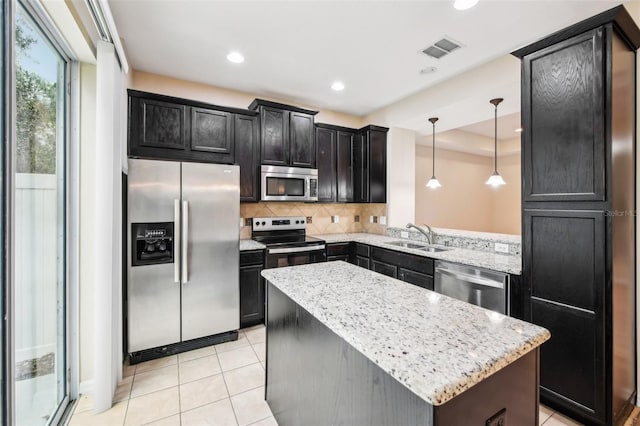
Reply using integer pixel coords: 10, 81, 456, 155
512, 6, 640, 425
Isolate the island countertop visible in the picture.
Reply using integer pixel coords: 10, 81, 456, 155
262, 261, 549, 406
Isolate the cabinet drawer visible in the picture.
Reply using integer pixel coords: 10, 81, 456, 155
355, 243, 370, 257
356, 256, 370, 269
398, 268, 433, 290
327, 255, 349, 262
326, 243, 351, 256
370, 247, 433, 275
240, 250, 264, 266
371, 260, 397, 278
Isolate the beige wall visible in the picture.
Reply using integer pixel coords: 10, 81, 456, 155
490, 153, 521, 234
415, 146, 521, 235
129, 70, 365, 129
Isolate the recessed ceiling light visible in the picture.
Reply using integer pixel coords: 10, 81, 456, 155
331, 81, 345, 91
515, 128, 523, 133
453, 0, 479, 10
226, 51, 245, 64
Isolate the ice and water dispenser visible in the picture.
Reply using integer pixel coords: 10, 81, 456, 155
131, 222, 175, 266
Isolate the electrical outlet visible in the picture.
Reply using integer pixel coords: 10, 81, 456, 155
306, 216, 312, 224
485, 408, 506, 426
369, 216, 378, 224
379, 216, 387, 225
331, 215, 340, 223
354, 215, 360, 223
495, 243, 509, 254
240, 218, 245, 228
400, 231, 409, 239
245, 218, 252, 227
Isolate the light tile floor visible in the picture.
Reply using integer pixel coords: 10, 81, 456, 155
68, 324, 582, 426
68, 325, 274, 426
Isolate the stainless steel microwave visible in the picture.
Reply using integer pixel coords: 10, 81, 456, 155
261, 165, 318, 202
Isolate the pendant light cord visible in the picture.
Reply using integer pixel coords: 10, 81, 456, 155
432, 121, 436, 176
494, 103, 498, 172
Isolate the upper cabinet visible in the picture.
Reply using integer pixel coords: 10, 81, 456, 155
354, 126, 388, 203
234, 114, 260, 202
128, 90, 258, 166
315, 123, 387, 204
249, 99, 318, 168
520, 29, 605, 202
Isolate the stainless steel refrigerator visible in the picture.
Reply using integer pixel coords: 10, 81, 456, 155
127, 158, 239, 354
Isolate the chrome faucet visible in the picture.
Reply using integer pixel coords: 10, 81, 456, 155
406, 223, 433, 245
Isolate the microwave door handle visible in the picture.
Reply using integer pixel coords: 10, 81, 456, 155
174, 199, 181, 283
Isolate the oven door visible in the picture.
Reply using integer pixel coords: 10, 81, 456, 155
265, 245, 326, 268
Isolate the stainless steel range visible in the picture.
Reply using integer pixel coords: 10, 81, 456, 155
252, 217, 326, 268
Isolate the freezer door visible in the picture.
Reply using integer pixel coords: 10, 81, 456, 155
181, 163, 240, 340
127, 159, 182, 352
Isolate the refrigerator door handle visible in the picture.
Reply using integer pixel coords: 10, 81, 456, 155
182, 200, 189, 283
174, 199, 181, 283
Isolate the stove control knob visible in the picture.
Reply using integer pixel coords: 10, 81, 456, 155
262, 221, 266, 226
255, 221, 259, 226
296, 220, 300, 224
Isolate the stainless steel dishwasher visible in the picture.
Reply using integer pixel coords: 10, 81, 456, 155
434, 261, 509, 314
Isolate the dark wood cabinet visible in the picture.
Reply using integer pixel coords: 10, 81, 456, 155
370, 246, 434, 290
250, 99, 318, 168
326, 242, 351, 262
240, 250, 265, 328
315, 127, 337, 202
190, 108, 234, 162
290, 112, 315, 168
353, 126, 388, 203
336, 130, 355, 202
235, 114, 260, 202
128, 90, 258, 167
130, 96, 187, 152
315, 124, 357, 203
513, 7, 639, 425
259, 106, 289, 166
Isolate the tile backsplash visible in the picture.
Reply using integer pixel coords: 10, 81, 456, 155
240, 202, 387, 239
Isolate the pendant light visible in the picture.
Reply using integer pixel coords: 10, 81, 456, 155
486, 98, 506, 187
426, 117, 442, 189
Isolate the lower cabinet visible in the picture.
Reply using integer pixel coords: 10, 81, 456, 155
326, 242, 351, 262
240, 250, 265, 328
371, 246, 434, 290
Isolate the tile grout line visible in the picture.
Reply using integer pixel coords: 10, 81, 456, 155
177, 359, 182, 426
219, 363, 241, 426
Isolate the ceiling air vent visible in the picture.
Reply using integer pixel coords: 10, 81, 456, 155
421, 37, 462, 59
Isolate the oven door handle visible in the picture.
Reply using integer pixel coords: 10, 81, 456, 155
267, 244, 326, 255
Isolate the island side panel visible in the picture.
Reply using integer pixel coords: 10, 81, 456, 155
265, 282, 434, 426
434, 348, 539, 424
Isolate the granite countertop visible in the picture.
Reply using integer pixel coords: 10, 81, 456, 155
240, 239, 266, 251
262, 262, 549, 406
313, 233, 522, 275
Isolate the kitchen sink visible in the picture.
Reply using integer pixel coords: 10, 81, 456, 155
387, 241, 451, 252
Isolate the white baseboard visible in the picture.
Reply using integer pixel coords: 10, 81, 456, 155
78, 379, 93, 395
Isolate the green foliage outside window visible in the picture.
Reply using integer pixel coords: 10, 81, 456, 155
16, 15, 57, 174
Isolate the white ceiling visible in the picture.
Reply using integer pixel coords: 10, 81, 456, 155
457, 112, 521, 141
108, 0, 626, 116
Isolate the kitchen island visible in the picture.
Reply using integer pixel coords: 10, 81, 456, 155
262, 261, 549, 425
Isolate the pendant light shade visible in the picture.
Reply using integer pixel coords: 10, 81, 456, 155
486, 98, 506, 187
426, 117, 441, 189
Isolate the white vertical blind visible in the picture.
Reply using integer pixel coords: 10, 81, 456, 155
93, 40, 123, 413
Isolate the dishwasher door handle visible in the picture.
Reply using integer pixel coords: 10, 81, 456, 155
435, 267, 505, 289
